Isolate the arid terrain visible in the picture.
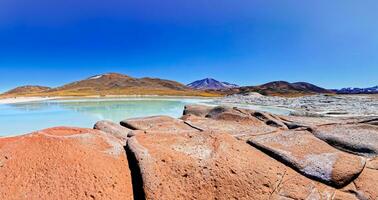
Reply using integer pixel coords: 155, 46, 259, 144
0, 104, 377, 199
1, 74, 340, 99
0, 73, 220, 98
1, 0, 377, 199
217, 93, 378, 117
234, 81, 333, 97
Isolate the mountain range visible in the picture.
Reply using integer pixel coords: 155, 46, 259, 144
2, 73, 376, 98
0, 73, 219, 97
336, 86, 378, 94
236, 81, 333, 97
187, 78, 239, 90
186, 79, 333, 96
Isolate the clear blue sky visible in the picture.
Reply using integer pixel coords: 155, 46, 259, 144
0, 0, 377, 92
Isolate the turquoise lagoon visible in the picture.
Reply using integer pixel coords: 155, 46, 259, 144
0, 97, 292, 136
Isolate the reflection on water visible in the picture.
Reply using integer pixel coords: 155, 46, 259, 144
0, 97, 292, 136
0, 98, 211, 136
54, 100, 188, 121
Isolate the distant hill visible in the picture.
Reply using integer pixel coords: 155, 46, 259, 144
1, 73, 220, 97
2, 85, 51, 96
336, 86, 378, 94
237, 81, 333, 96
1, 75, 344, 98
187, 78, 239, 90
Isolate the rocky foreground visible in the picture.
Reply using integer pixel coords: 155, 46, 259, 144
0, 105, 377, 199
217, 93, 378, 117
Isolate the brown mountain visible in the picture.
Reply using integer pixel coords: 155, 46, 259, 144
236, 81, 333, 96
1, 73, 219, 97
1, 75, 333, 98
2, 85, 51, 96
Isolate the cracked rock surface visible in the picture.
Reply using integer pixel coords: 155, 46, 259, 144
181, 105, 283, 139
127, 130, 288, 199
121, 115, 197, 133
248, 130, 366, 187
0, 104, 377, 200
94, 120, 131, 144
313, 124, 378, 157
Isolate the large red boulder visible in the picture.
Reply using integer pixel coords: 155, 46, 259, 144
126, 131, 286, 199
313, 123, 378, 157
248, 130, 366, 187
0, 127, 133, 200
126, 130, 342, 199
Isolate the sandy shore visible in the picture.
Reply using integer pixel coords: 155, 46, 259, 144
0, 97, 60, 104
0, 95, 218, 105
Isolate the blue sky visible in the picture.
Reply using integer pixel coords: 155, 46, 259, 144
0, 0, 377, 92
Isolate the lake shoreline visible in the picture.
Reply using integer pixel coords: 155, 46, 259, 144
0, 97, 61, 104
1, 104, 377, 199
0, 97, 219, 136
0, 95, 219, 105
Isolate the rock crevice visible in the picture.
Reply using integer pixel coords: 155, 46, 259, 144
0, 104, 377, 199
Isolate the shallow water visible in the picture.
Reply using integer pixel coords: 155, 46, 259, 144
0, 98, 212, 136
0, 97, 292, 136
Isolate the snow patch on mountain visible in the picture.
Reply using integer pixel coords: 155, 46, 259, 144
88, 75, 104, 80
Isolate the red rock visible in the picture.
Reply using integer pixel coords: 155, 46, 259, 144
354, 168, 378, 199
0, 127, 133, 200
127, 131, 289, 199
183, 104, 213, 117
1, 104, 377, 200
248, 130, 366, 187
249, 110, 287, 128
203, 106, 286, 129
280, 115, 340, 127
184, 105, 287, 127
206, 106, 256, 122
366, 157, 378, 170
313, 123, 378, 157
181, 105, 288, 139
94, 120, 131, 144
332, 190, 359, 200
121, 115, 198, 133
271, 169, 335, 200
182, 114, 278, 139
335, 182, 370, 200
